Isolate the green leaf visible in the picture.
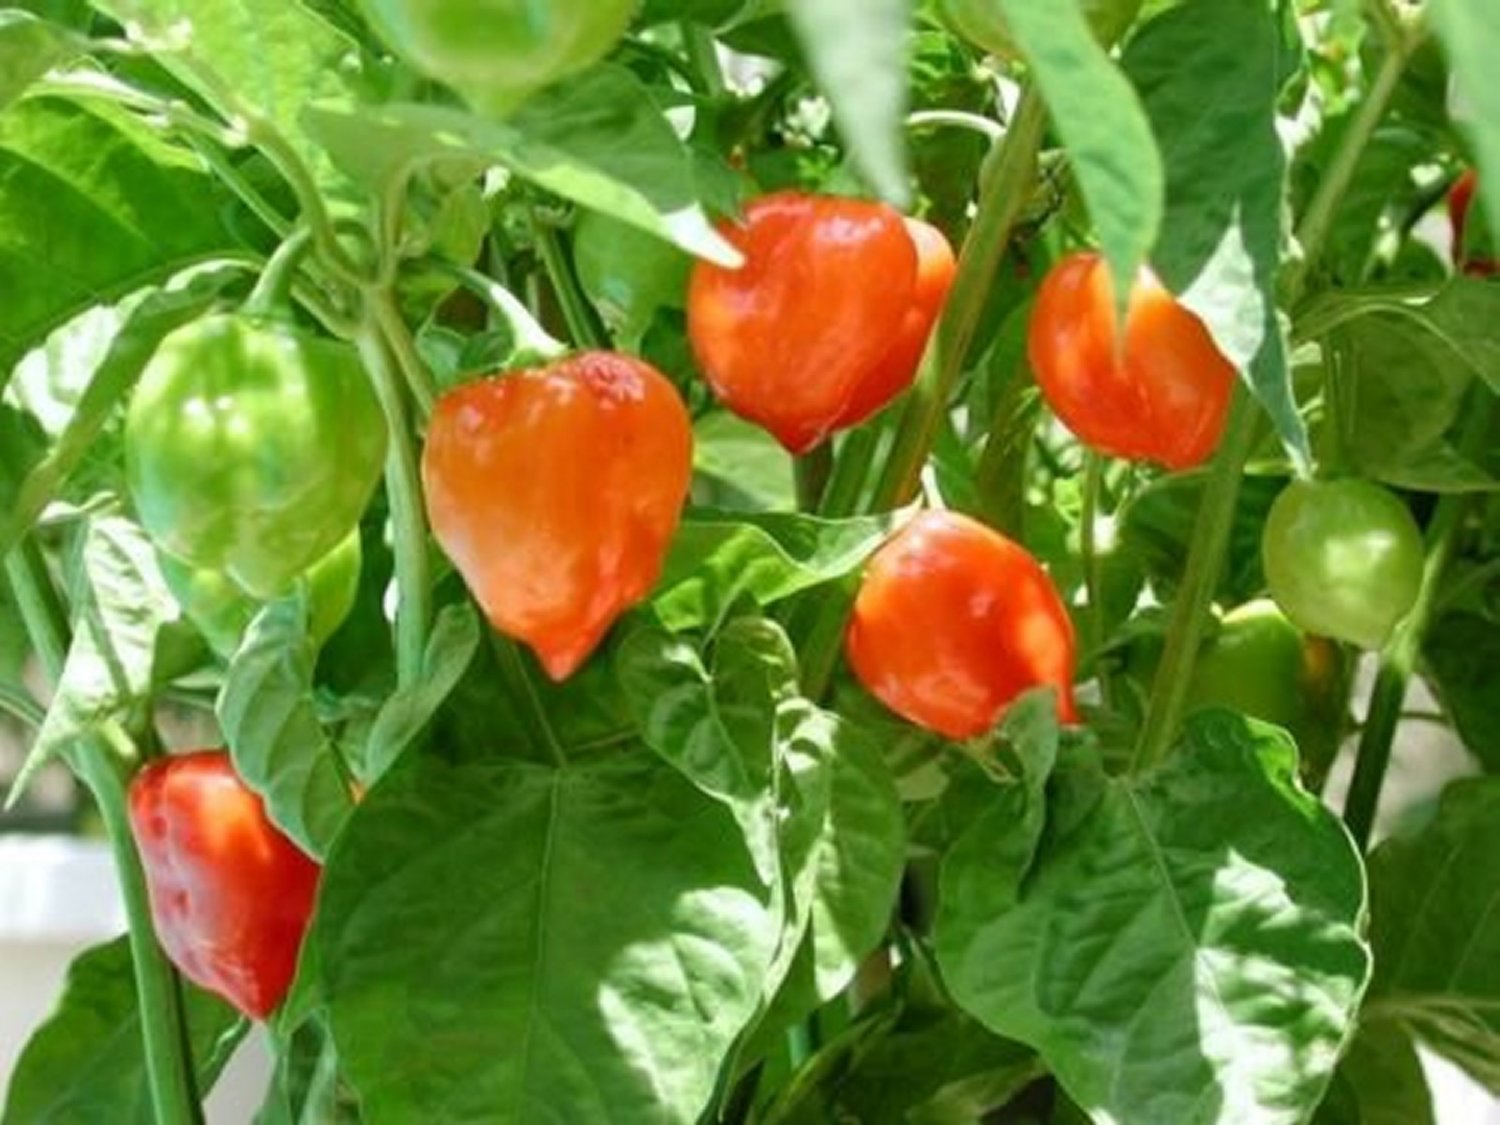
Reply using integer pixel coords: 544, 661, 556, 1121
785, 0, 910, 205
0, 403, 47, 517
1, 935, 246, 1125
0, 10, 79, 111
254, 1014, 355, 1125
303, 66, 740, 265
0, 268, 241, 558
1329, 311, 1494, 493
1125, 0, 1308, 465
615, 622, 784, 884
217, 595, 355, 859
0, 97, 237, 382
692, 411, 796, 511
1423, 610, 1500, 772
999, 0, 1164, 306
319, 751, 780, 1125
360, 603, 480, 782
935, 712, 1370, 1125
1363, 776, 1500, 1090
652, 509, 895, 633
1430, 0, 1500, 248
92, 0, 354, 180
10, 515, 179, 804
1313, 1023, 1434, 1125
780, 698, 905, 1000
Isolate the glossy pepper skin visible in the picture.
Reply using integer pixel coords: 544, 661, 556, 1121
128, 751, 320, 1020
846, 511, 1078, 739
687, 192, 955, 453
1028, 252, 1236, 470
422, 352, 693, 680
1262, 478, 1424, 650
365, 0, 636, 113
159, 530, 363, 660
1449, 170, 1497, 277
126, 314, 386, 599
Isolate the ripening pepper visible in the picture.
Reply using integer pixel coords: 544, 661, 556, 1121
128, 750, 320, 1020
126, 314, 386, 599
687, 192, 956, 453
846, 510, 1078, 739
421, 351, 693, 680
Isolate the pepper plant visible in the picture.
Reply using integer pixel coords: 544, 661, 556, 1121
1, 1, 1498, 1123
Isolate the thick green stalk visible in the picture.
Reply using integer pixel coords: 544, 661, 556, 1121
1080, 453, 1112, 710
868, 87, 1047, 510
5, 542, 203, 1125
355, 323, 431, 688
818, 429, 878, 518
794, 445, 834, 512
1131, 393, 1257, 771
530, 214, 608, 349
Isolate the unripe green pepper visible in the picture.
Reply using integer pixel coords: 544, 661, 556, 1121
364, 0, 638, 114
939, 0, 1142, 60
126, 314, 386, 599
160, 531, 363, 659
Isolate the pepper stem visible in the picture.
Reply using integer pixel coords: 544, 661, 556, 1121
243, 227, 317, 321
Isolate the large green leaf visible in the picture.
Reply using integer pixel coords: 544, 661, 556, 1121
0, 10, 79, 111
1330, 311, 1494, 493
9, 515, 180, 804
652, 509, 895, 633
785, 0, 910, 204
1423, 610, 1500, 772
217, 595, 355, 859
1430, 0, 1500, 247
0, 97, 236, 381
1363, 777, 1500, 1091
319, 750, 780, 1125
998, 0, 1163, 306
303, 66, 739, 265
935, 712, 1370, 1125
1, 936, 245, 1125
1125, 0, 1308, 464
92, 0, 354, 179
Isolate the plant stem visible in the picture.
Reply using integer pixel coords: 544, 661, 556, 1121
869, 86, 1046, 510
681, 21, 727, 97
354, 323, 431, 689
530, 213, 607, 349
819, 428, 879, 518
1343, 398, 1491, 849
905, 109, 1005, 142
1132, 393, 1258, 772
4, 541, 204, 1125
1286, 24, 1417, 297
1080, 453, 1113, 709
794, 445, 834, 512
424, 259, 566, 362
371, 289, 438, 419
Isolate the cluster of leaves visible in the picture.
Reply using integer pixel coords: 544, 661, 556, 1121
0, 1, 1497, 1124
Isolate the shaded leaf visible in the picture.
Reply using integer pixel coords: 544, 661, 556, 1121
935, 712, 1369, 1125
1, 936, 245, 1125
320, 751, 779, 1125
1364, 776, 1500, 1091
